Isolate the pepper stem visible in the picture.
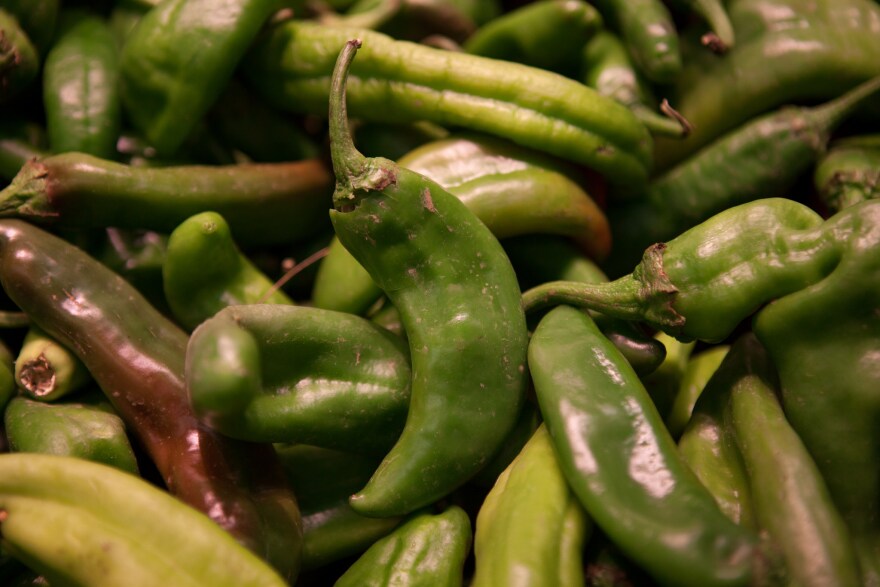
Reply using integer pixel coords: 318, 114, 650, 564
811, 75, 880, 132
329, 39, 366, 197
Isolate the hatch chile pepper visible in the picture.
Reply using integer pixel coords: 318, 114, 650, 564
0, 219, 303, 581
186, 304, 411, 455
0, 153, 334, 247
14, 324, 92, 402
163, 211, 294, 331
0, 9, 38, 104
0, 453, 288, 586
335, 505, 472, 587
5, 392, 140, 476
605, 75, 880, 273
725, 334, 862, 587
119, 0, 282, 155
329, 39, 530, 517
813, 136, 880, 212
244, 20, 653, 196
473, 424, 590, 587
528, 305, 766, 586
42, 10, 120, 159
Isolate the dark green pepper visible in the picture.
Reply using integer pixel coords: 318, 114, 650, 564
528, 305, 766, 586
329, 39, 529, 517
186, 304, 411, 455
0, 9, 39, 104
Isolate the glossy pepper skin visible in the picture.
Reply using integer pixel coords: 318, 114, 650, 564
725, 334, 862, 587
335, 506, 472, 587
753, 200, 880, 546
0, 153, 334, 247
605, 76, 880, 273
186, 304, 411, 455
653, 0, 880, 170
42, 10, 120, 159
329, 40, 530, 517
463, 0, 603, 75
244, 20, 653, 196
528, 305, 765, 587
5, 393, 140, 475
0, 453, 288, 587
119, 0, 282, 155
523, 198, 835, 343
163, 211, 294, 331
473, 424, 590, 587
0, 220, 303, 581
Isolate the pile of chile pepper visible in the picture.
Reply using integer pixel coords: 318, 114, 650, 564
0, 0, 878, 585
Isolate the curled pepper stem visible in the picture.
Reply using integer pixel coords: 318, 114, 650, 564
329, 39, 366, 196
521, 243, 685, 334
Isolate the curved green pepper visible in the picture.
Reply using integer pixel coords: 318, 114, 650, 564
186, 304, 411, 455
814, 137, 880, 212
164, 211, 294, 330
119, 0, 282, 154
42, 10, 120, 159
473, 424, 590, 587
464, 0, 603, 75
666, 344, 729, 439
528, 305, 765, 586
0, 453, 287, 586
5, 392, 140, 475
244, 20, 653, 196
335, 505, 472, 587
329, 40, 529, 517
0, 153, 334, 247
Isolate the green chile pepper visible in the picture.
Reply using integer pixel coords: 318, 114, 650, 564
344, 0, 478, 44
186, 304, 411, 455
589, 0, 682, 83
329, 40, 529, 517
0, 121, 47, 180
42, 11, 120, 159
666, 344, 729, 439
164, 211, 294, 331
0, 453, 287, 586
726, 334, 862, 587
244, 20, 653, 196
354, 121, 449, 161
605, 75, 880, 273
469, 400, 541, 489
0, 220, 303, 581
0, 153, 334, 247
581, 30, 688, 138
5, 392, 140, 475
653, 0, 880, 170
752, 199, 880, 539
1, 0, 59, 56
97, 228, 169, 315
0, 9, 39, 104
119, 0, 282, 155
666, 0, 735, 52
473, 424, 590, 587
335, 506, 472, 587
312, 133, 611, 315
641, 332, 695, 419
0, 339, 15, 412
14, 325, 92, 402
275, 444, 402, 570
528, 305, 765, 587
523, 198, 838, 343
463, 0, 603, 75
813, 137, 880, 212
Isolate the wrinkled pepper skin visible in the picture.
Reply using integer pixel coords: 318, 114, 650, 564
753, 199, 880, 543
335, 506, 472, 587
473, 424, 589, 587
186, 304, 411, 455
42, 10, 120, 159
119, 0, 282, 154
0, 453, 288, 587
164, 211, 294, 331
528, 305, 765, 587
814, 137, 880, 212
0, 220, 303, 581
725, 334, 862, 587
0, 153, 334, 247
523, 198, 836, 343
329, 40, 530, 517
5, 394, 140, 475
244, 20, 653, 196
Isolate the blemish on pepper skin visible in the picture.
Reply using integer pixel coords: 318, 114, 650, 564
421, 188, 437, 213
